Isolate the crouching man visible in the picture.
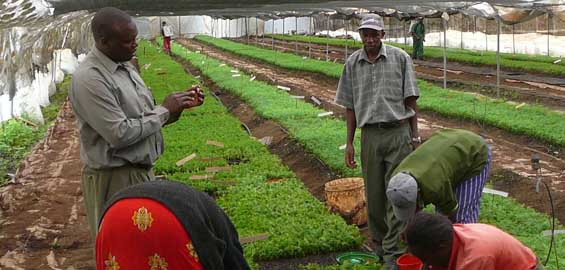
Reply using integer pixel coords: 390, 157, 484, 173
403, 212, 542, 270
386, 128, 491, 223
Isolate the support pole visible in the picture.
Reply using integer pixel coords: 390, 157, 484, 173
460, 15, 464, 49
295, 16, 298, 54
485, 19, 488, 52
512, 24, 515, 54
345, 18, 348, 61
283, 18, 285, 35
309, 16, 312, 58
547, 13, 551, 56
326, 14, 330, 61
272, 20, 275, 50
390, 17, 393, 42
228, 19, 231, 38
443, 18, 448, 89
403, 20, 407, 47
256, 17, 259, 45
496, 18, 501, 97
178, 16, 181, 38
246, 17, 250, 44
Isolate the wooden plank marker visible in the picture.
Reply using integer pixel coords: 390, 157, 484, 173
190, 174, 212, 180
176, 153, 197, 166
239, 233, 270, 244
232, 74, 241, 77
250, 76, 256, 81
207, 140, 225, 147
318, 111, 333, 118
339, 144, 347, 150
515, 103, 526, 109
543, 230, 565, 236
310, 96, 322, 106
259, 136, 273, 145
482, 187, 508, 197
277, 85, 291, 91
206, 166, 232, 173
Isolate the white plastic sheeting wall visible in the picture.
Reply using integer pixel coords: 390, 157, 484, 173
0, 49, 79, 124
135, 16, 265, 39
386, 29, 565, 57
211, 18, 265, 38
265, 17, 314, 35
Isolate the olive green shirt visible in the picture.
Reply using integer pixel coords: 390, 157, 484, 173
334, 44, 419, 128
393, 129, 489, 214
69, 47, 169, 169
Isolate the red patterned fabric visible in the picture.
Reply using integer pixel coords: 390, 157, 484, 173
96, 198, 203, 270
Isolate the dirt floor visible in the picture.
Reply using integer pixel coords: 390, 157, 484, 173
234, 37, 565, 111
0, 101, 94, 269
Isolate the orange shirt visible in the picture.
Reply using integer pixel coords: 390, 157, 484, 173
447, 224, 537, 270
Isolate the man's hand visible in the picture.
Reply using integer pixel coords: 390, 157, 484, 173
185, 85, 205, 108
345, 143, 357, 169
161, 85, 205, 114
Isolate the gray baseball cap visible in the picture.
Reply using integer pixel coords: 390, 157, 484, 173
386, 172, 418, 221
358, 14, 385, 31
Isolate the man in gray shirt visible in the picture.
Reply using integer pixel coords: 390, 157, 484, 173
69, 7, 204, 239
334, 14, 420, 270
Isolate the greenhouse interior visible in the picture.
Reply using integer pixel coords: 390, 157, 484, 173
1, 0, 565, 269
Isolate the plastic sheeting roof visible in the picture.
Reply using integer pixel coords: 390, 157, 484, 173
1, 0, 564, 98
2, 1, 565, 26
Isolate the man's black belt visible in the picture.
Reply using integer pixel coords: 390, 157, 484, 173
129, 163, 152, 170
365, 119, 407, 129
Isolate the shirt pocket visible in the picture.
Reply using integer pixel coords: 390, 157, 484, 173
112, 85, 143, 118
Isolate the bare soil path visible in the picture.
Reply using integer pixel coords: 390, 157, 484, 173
0, 101, 94, 270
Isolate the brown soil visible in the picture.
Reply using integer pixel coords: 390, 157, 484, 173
234, 37, 565, 111
178, 38, 565, 225
0, 101, 95, 269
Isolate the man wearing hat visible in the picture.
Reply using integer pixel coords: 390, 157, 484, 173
386, 128, 492, 224
335, 13, 420, 270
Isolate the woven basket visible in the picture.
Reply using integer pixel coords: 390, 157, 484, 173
325, 177, 367, 225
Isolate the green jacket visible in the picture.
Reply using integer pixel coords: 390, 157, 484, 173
393, 129, 488, 214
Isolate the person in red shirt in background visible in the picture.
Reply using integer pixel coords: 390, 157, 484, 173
403, 212, 542, 270
161, 21, 173, 54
